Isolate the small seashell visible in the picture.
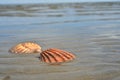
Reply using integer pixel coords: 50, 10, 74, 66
40, 48, 75, 64
9, 42, 41, 54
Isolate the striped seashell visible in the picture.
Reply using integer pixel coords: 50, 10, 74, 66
40, 48, 75, 64
9, 42, 41, 54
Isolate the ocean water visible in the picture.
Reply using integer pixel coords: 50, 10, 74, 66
0, 2, 120, 80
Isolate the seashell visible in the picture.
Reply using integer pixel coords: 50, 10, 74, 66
40, 48, 75, 64
9, 42, 41, 54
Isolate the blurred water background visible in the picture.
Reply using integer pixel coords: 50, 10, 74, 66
0, 1, 120, 80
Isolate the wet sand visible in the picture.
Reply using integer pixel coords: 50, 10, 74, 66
0, 2, 120, 80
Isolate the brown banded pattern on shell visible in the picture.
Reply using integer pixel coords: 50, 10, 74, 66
40, 48, 75, 64
9, 42, 41, 54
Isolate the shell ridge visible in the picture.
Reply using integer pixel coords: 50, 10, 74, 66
45, 51, 58, 63
61, 50, 75, 59
42, 52, 51, 63
50, 48, 75, 61
40, 53, 46, 62
50, 49, 70, 59
49, 49, 66, 62
22, 43, 32, 50
9, 42, 41, 54
61, 51, 73, 59
57, 51, 71, 60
